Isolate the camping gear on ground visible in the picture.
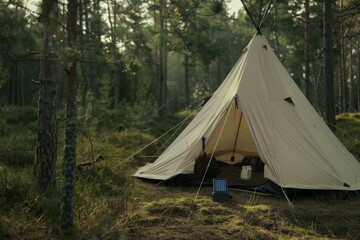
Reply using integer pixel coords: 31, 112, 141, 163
212, 178, 230, 202
240, 166, 252, 180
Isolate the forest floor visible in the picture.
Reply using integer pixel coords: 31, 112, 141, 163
112, 180, 360, 240
0, 108, 359, 239
3, 177, 360, 240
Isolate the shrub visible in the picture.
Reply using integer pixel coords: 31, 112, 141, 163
0, 106, 37, 125
336, 113, 360, 159
0, 120, 35, 167
103, 129, 160, 166
0, 167, 33, 208
77, 165, 132, 197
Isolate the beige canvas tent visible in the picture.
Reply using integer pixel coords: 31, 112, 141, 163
135, 32, 360, 192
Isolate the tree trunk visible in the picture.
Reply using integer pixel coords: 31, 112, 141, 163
356, 35, 360, 112
225, 18, 234, 65
184, 54, 190, 107
95, 0, 102, 92
154, 0, 167, 114
217, 57, 221, 86
304, 0, 311, 102
323, 0, 336, 133
162, 13, 168, 109
348, 39, 353, 111
273, 4, 280, 54
108, 0, 119, 108
35, 0, 58, 192
83, 1, 96, 96
60, 0, 78, 229
339, 0, 346, 113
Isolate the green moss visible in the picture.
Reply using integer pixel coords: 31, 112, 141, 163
199, 205, 232, 216
243, 204, 270, 213
201, 215, 228, 225
145, 197, 194, 218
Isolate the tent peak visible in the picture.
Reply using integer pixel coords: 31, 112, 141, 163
240, 0, 278, 32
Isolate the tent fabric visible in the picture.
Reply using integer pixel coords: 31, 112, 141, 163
134, 34, 360, 191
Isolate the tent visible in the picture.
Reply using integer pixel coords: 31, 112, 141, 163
134, 3, 360, 193
135, 33, 360, 192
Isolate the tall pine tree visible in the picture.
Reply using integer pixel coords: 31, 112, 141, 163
35, 0, 58, 192
60, 0, 78, 229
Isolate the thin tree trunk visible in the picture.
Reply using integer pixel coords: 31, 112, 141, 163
159, 0, 166, 113
20, 62, 24, 106
225, 17, 233, 65
12, 64, 16, 104
83, 1, 96, 95
154, 0, 167, 114
348, 39, 353, 111
323, 0, 336, 133
35, 0, 58, 192
57, 0, 67, 107
184, 54, 190, 107
108, 0, 119, 108
339, 0, 346, 113
175, 54, 180, 111
91, 0, 100, 95
358, 34, 360, 112
217, 57, 221, 86
60, 0, 78, 229
273, 4, 280, 54
162, 9, 168, 109
304, 0, 311, 102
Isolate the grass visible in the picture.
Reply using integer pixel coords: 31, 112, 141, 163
0, 106, 359, 239
114, 184, 360, 240
336, 113, 360, 159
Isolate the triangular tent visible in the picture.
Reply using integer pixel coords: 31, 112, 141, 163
135, 33, 360, 192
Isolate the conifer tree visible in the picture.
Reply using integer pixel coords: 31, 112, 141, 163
60, 0, 78, 228
35, 0, 58, 192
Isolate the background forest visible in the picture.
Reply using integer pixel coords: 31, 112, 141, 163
1, 0, 359, 114
1, 0, 360, 239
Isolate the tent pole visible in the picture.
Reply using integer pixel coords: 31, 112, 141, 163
194, 99, 234, 202
259, 0, 274, 28
240, 0, 261, 33
231, 112, 243, 162
259, 0, 278, 30
258, 0, 263, 28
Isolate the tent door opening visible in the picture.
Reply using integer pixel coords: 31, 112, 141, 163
194, 156, 268, 187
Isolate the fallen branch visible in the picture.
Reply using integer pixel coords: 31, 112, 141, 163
76, 155, 104, 168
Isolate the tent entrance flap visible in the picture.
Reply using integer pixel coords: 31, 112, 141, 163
193, 156, 267, 187
204, 100, 259, 165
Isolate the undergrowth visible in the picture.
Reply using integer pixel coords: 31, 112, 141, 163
336, 113, 360, 159
0, 105, 359, 239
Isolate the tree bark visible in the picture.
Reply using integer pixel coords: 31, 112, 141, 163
348, 39, 353, 111
154, 0, 167, 114
339, 0, 346, 113
358, 34, 360, 112
184, 53, 190, 107
107, 0, 120, 108
304, 0, 311, 102
323, 0, 336, 133
84, 1, 97, 95
35, 0, 58, 192
60, 0, 78, 229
